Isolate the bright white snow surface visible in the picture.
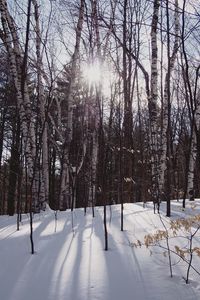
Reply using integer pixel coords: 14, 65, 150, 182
1, 200, 200, 300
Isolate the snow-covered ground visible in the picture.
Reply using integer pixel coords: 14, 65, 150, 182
0, 200, 200, 300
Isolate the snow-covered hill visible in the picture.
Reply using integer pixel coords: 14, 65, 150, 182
0, 200, 200, 300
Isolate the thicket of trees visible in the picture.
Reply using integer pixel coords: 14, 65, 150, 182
0, 0, 199, 217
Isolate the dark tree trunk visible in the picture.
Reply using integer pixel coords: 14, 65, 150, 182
122, 0, 133, 203
166, 0, 171, 217
0, 108, 6, 173
49, 146, 56, 210
104, 201, 108, 251
7, 117, 20, 216
17, 138, 22, 230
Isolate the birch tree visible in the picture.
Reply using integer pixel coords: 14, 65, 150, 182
158, 0, 179, 196
32, 0, 49, 206
59, 0, 85, 210
149, 0, 160, 208
0, 0, 38, 208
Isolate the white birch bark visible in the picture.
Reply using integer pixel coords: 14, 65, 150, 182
187, 131, 197, 198
149, 0, 160, 198
60, 152, 70, 210
88, 89, 99, 205
87, 0, 107, 206
32, 0, 49, 205
89, 131, 98, 205
0, 0, 37, 203
187, 94, 200, 198
59, 0, 85, 209
158, 0, 179, 192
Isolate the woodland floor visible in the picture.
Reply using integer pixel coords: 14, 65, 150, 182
1, 200, 200, 300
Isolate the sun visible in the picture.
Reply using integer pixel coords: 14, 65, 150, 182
82, 59, 116, 97
83, 61, 101, 85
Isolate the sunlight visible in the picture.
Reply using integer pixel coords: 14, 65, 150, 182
82, 59, 116, 99
83, 61, 101, 85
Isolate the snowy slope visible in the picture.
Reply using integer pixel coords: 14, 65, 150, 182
0, 200, 200, 300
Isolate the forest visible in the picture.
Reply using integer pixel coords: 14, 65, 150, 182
0, 0, 199, 218
1, 1, 200, 299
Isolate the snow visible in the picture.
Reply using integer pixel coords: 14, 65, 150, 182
0, 200, 200, 300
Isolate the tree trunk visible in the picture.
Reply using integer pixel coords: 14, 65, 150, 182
7, 117, 20, 216
149, 0, 160, 205
159, 0, 179, 206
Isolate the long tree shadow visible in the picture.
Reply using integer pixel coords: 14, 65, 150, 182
50, 210, 88, 300
2, 206, 200, 300
93, 208, 149, 300
2, 211, 71, 300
